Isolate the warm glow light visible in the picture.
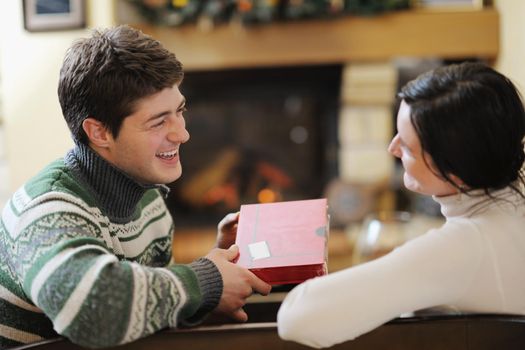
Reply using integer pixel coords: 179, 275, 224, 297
258, 188, 277, 203
238, 0, 253, 12
172, 0, 188, 8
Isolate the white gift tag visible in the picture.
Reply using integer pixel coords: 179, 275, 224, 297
248, 241, 271, 260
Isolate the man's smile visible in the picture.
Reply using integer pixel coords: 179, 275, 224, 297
156, 148, 179, 160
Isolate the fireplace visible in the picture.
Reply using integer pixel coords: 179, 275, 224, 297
167, 64, 342, 226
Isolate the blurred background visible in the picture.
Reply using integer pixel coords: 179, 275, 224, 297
0, 0, 523, 269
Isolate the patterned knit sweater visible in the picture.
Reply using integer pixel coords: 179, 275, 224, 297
0, 143, 223, 349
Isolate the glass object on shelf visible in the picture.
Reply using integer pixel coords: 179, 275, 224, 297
352, 211, 440, 265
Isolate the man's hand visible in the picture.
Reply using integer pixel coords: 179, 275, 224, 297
206, 245, 272, 322
216, 212, 239, 249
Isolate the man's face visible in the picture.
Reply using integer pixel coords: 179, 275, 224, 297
103, 86, 190, 185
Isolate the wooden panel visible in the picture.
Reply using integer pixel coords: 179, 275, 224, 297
12, 314, 525, 350
135, 9, 499, 71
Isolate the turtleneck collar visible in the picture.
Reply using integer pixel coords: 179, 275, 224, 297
432, 186, 522, 219
64, 142, 170, 221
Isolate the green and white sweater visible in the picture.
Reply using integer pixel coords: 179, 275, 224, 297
0, 143, 222, 349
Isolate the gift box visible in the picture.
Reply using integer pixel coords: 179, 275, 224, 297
235, 198, 329, 285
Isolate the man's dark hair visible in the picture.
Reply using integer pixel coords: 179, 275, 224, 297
399, 61, 525, 195
58, 25, 183, 144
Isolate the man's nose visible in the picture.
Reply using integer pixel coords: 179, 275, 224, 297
168, 124, 190, 144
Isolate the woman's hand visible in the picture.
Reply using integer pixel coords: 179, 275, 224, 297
216, 212, 240, 249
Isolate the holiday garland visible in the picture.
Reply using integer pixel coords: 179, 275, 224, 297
127, 0, 411, 28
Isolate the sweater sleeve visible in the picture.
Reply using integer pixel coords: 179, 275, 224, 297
277, 220, 483, 348
13, 209, 222, 348
179, 258, 223, 326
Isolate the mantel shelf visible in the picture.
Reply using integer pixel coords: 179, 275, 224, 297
135, 8, 499, 71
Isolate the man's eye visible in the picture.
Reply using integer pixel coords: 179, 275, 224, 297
153, 120, 165, 128
179, 106, 188, 113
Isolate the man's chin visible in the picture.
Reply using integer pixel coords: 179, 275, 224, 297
134, 171, 182, 186
160, 171, 183, 185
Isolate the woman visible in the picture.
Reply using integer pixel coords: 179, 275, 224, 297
277, 62, 525, 348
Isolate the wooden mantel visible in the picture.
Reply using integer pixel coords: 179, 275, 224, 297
135, 8, 499, 71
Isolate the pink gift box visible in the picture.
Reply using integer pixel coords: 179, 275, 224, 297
235, 198, 329, 285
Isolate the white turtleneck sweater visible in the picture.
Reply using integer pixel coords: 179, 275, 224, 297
277, 187, 525, 348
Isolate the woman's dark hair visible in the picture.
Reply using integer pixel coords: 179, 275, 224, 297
399, 61, 525, 196
58, 25, 183, 144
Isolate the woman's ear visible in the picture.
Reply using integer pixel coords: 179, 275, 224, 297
82, 118, 111, 148
449, 173, 467, 190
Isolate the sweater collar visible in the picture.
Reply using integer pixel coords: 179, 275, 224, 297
432, 186, 522, 219
64, 142, 169, 221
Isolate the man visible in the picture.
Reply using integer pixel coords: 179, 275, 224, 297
0, 25, 270, 349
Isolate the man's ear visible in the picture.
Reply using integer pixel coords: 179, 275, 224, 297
82, 118, 111, 148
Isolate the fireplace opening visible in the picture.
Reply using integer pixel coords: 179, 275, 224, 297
167, 64, 342, 227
